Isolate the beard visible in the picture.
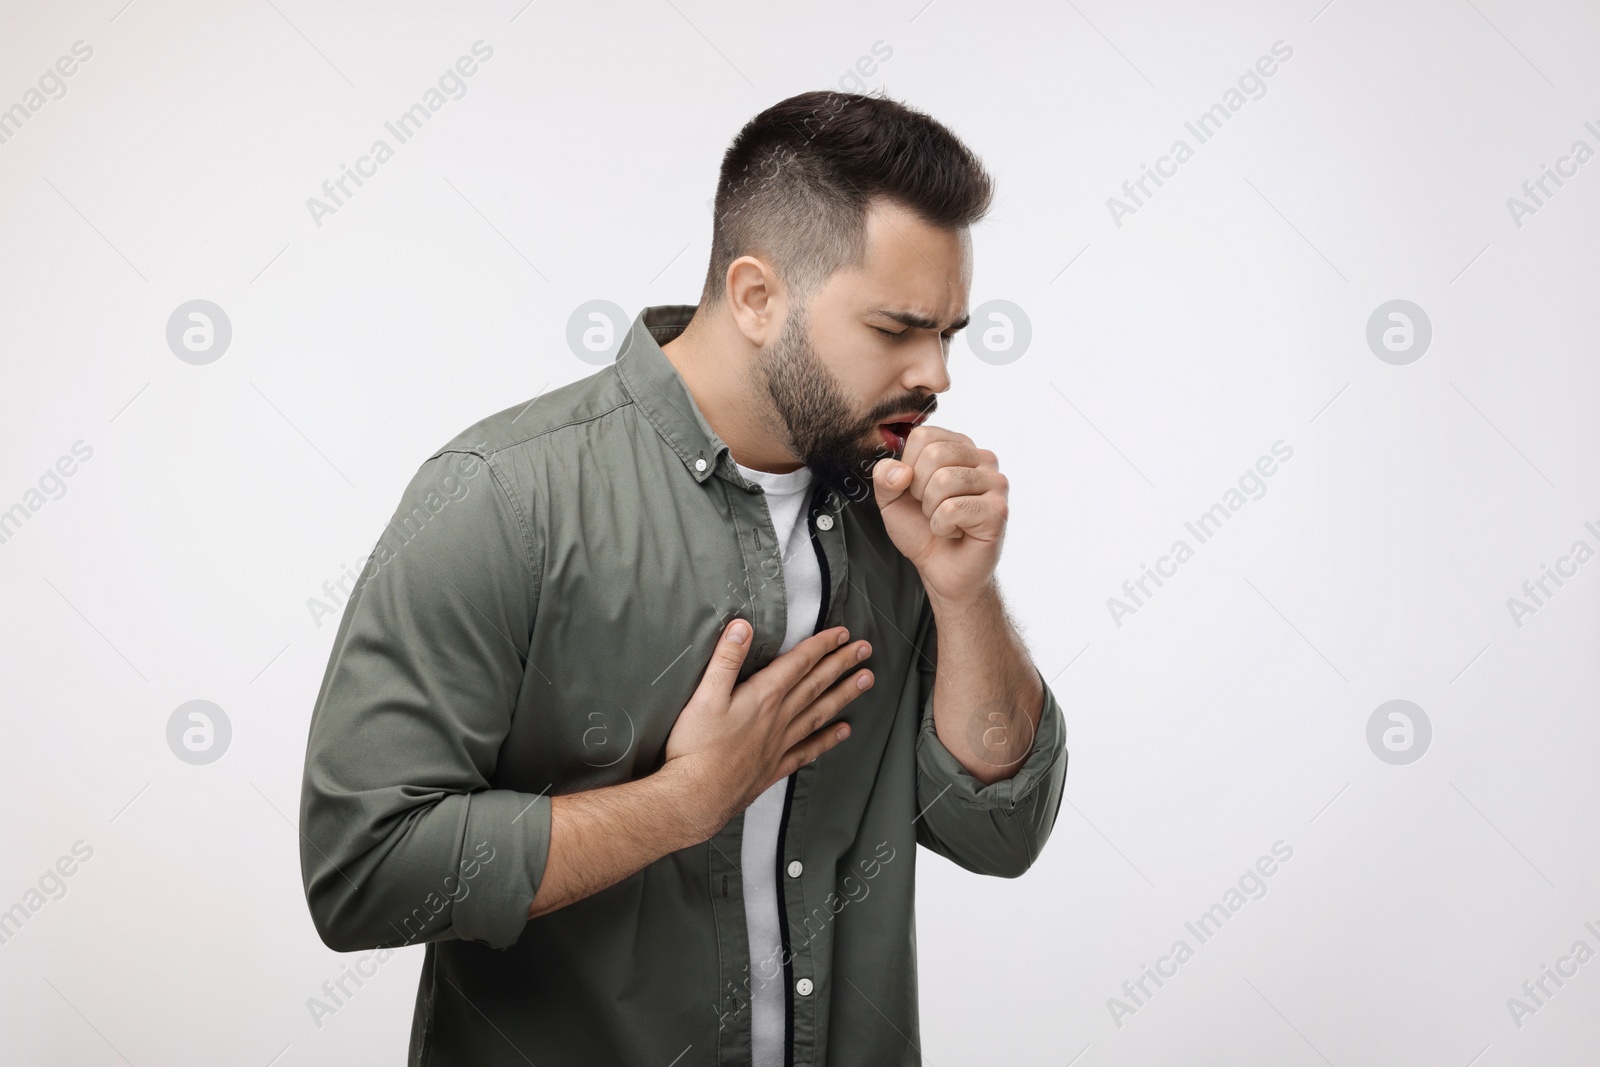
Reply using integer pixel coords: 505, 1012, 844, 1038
753, 300, 936, 504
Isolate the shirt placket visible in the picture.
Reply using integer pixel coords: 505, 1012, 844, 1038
777, 481, 850, 1067
709, 454, 790, 1067
707, 467, 851, 1067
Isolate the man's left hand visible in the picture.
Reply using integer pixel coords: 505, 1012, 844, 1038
872, 425, 1008, 610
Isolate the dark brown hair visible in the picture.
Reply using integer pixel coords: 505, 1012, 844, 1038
698, 90, 994, 308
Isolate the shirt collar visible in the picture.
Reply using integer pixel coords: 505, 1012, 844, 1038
614, 304, 733, 485
613, 305, 848, 515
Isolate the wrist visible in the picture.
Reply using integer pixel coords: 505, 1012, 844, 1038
654, 758, 725, 846
924, 575, 999, 619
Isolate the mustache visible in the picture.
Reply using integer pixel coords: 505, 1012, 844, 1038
866, 393, 939, 424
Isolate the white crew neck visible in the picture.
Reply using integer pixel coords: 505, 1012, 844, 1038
734, 460, 813, 495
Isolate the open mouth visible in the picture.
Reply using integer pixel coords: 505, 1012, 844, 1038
878, 421, 917, 452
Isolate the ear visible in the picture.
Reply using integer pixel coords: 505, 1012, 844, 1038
726, 255, 784, 347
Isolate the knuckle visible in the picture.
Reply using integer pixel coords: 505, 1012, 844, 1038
807, 635, 835, 665
809, 659, 835, 689
832, 649, 857, 678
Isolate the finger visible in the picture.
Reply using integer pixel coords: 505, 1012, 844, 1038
900, 425, 971, 485
783, 667, 872, 751
918, 466, 1001, 520
908, 438, 983, 501
773, 708, 856, 784
779, 639, 872, 721
752, 626, 850, 705
694, 618, 753, 697
873, 458, 913, 510
928, 492, 1008, 541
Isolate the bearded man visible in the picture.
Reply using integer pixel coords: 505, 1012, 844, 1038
299, 88, 1068, 1067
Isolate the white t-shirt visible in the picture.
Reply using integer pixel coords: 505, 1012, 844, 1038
733, 459, 822, 1067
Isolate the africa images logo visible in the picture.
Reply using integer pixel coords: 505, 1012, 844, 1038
1106, 40, 1294, 228
304, 41, 494, 228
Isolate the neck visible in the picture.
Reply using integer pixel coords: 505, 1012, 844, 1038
661, 309, 803, 474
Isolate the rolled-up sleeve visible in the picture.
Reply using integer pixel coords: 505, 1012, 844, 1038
298, 448, 550, 953
911, 597, 1068, 878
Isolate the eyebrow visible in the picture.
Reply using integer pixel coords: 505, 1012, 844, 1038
871, 309, 970, 332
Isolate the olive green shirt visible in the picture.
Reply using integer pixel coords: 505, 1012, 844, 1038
298, 304, 1069, 1066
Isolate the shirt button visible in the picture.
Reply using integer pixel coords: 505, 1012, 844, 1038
694, 458, 707, 472
816, 514, 834, 531
787, 860, 803, 878
796, 978, 814, 996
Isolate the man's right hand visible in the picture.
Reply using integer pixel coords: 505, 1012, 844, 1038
663, 620, 873, 841
524, 620, 873, 921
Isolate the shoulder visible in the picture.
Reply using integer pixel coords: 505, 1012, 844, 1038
425, 363, 636, 466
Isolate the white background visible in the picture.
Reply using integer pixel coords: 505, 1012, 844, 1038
2, 0, 1597, 1064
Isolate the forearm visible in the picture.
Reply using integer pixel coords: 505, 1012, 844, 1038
526, 764, 710, 920
928, 580, 1045, 786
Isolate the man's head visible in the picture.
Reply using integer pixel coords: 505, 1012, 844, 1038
690, 90, 993, 498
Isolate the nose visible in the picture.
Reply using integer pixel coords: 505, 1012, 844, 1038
902, 331, 952, 396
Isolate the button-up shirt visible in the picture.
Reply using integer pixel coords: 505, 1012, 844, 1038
298, 303, 1070, 1066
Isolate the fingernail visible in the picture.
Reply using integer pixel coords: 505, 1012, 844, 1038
837, 725, 850, 739
728, 621, 749, 645
856, 672, 873, 690
837, 629, 850, 646
856, 644, 870, 661
891, 465, 909, 487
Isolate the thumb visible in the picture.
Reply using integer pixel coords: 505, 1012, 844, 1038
873, 459, 912, 510
698, 618, 752, 696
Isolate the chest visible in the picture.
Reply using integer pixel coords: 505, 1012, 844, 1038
491, 468, 923, 795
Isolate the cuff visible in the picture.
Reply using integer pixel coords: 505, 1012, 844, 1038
915, 667, 1067, 813
451, 788, 553, 951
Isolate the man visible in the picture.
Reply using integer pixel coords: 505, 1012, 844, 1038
299, 89, 1068, 1066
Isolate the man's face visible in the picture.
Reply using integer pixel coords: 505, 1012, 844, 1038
754, 198, 972, 500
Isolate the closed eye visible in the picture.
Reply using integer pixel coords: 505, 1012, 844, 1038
874, 326, 962, 340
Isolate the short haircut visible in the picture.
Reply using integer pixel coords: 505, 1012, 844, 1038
698, 90, 994, 308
